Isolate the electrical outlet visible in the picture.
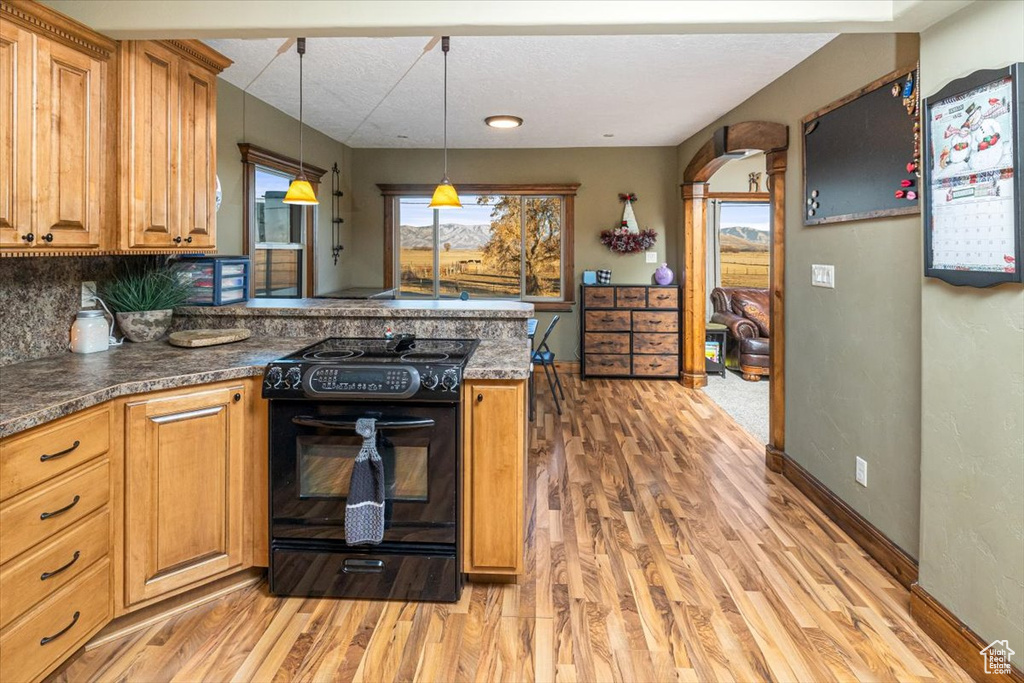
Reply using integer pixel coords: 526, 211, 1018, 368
81, 281, 97, 308
855, 457, 868, 487
812, 264, 835, 288
645, 251, 658, 264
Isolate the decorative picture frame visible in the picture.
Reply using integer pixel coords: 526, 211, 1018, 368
923, 63, 1023, 287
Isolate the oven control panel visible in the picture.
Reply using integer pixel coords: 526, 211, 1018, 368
301, 365, 420, 398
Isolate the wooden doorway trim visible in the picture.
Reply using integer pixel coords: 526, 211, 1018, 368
680, 121, 788, 456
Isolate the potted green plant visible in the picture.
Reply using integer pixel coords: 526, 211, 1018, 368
99, 267, 191, 342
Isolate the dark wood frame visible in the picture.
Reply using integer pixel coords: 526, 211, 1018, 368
377, 183, 579, 311
681, 121, 788, 459
239, 143, 328, 298
801, 65, 921, 226
923, 63, 1023, 287
579, 284, 682, 380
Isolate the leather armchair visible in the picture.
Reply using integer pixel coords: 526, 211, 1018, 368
710, 287, 770, 381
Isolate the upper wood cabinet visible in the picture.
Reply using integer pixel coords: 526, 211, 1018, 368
124, 383, 248, 607
119, 40, 229, 250
0, 1, 114, 250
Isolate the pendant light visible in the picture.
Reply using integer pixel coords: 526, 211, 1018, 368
284, 38, 318, 205
429, 36, 461, 209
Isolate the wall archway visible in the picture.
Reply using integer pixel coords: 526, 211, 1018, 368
680, 121, 788, 457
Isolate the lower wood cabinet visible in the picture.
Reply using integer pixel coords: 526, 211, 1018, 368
461, 379, 527, 579
123, 383, 249, 607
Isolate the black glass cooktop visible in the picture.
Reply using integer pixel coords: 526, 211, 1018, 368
280, 337, 478, 366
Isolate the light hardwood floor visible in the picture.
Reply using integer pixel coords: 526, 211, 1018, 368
52, 377, 968, 682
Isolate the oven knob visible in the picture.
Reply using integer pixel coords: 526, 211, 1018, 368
441, 370, 459, 391
285, 367, 302, 389
421, 372, 440, 390
265, 366, 283, 389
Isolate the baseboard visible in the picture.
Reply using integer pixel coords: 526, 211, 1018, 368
910, 583, 1024, 682
768, 449, 918, 589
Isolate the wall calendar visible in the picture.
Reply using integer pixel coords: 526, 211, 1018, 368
924, 63, 1023, 287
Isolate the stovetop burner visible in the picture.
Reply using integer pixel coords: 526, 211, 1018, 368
281, 337, 474, 364
305, 349, 364, 361
400, 352, 450, 362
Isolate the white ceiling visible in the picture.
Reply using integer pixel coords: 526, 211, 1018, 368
206, 34, 835, 149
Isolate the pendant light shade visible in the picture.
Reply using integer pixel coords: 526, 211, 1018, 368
284, 38, 318, 206
429, 36, 460, 209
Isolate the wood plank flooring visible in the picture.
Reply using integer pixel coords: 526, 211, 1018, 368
52, 377, 969, 682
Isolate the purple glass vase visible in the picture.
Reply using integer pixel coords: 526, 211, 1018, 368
654, 263, 674, 285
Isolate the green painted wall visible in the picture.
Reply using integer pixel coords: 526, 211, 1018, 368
918, 0, 1024, 664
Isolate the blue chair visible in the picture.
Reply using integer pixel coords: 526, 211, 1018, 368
531, 316, 565, 416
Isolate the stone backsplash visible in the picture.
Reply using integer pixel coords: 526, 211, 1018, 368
0, 256, 160, 366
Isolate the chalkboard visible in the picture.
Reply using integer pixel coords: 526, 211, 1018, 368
802, 66, 920, 226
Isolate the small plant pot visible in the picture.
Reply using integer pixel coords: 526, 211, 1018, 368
116, 309, 173, 343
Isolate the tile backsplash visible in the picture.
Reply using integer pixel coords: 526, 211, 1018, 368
0, 256, 160, 366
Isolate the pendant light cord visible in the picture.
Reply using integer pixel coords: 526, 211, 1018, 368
297, 37, 306, 179
442, 36, 449, 179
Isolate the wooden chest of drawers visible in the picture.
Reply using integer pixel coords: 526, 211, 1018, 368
580, 284, 681, 379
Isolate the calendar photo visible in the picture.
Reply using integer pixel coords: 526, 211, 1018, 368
924, 64, 1023, 287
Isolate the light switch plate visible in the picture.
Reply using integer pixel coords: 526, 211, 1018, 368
856, 457, 868, 487
645, 251, 658, 264
812, 264, 835, 288
81, 281, 97, 308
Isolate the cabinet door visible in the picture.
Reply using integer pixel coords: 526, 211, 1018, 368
0, 23, 32, 247
124, 385, 246, 606
125, 41, 179, 248
179, 59, 217, 249
462, 380, 526, 577
33, 38, 105, 248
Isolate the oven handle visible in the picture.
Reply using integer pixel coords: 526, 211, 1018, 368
291, 416, 436, 431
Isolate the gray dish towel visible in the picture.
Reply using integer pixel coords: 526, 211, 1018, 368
345, 418, 385, 545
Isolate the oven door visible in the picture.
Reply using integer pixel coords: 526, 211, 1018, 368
270, 401, 457, 545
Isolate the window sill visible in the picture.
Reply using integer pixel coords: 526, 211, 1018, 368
532, 301, 575, 312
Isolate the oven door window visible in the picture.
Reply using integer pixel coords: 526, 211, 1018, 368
297, 434, 429, 502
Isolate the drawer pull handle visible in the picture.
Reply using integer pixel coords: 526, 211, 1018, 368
657, 295, 670, 300
41, 551, 81, 581
40, 440, 81, 462
40, 495, 80, 520
40, 611, 80, 646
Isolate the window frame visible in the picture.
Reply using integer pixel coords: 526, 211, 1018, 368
240, 143, 328, 299
379, 183, 579, 310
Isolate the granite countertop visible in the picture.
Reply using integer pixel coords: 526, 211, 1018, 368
176, 298, 535, 319
0, 337, 532, 439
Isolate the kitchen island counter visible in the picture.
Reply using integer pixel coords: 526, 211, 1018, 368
0, 337, 532, 438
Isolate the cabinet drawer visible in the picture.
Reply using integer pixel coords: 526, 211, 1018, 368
585, 310, 631, 331
0, 459, 109, 564
1, 406, 111, 501
647, 288, 679, 309
585, 354, 631, 375
633, 333, 679, 355
585, 332, 630, 355
0, 509, 110, 629
583, 287, 615, 308
633, 311, 679, 333
615, 287, 647, 308
0, 558, 110, 683
633, 355, 679, 377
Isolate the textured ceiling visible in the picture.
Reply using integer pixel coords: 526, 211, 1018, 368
206, 34, 835, 149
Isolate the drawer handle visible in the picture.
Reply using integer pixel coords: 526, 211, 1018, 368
40, 611, 80, 646
40, 495, 80, 520
343, 558, 384, 574
656, 295, 670, 300
40, 440, 81, 462
41, 551, 81, 581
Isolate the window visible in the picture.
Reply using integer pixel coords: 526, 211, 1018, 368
381, 184, 577, 306
240, 144, 327, 298
709, 199, 771, 290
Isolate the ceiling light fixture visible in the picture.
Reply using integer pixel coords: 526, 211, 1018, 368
429, 36, 461, 209
485, 115, 523, 129
603, 133, 615, 138
283, 38, 318, 205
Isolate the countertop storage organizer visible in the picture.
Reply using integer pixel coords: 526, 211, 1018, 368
175, 256, 250, 306
580, 284, 681, 379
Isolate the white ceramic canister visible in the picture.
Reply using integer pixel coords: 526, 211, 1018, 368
70, 309, 109, 354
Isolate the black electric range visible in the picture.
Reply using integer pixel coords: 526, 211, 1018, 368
262, 335, 478, 603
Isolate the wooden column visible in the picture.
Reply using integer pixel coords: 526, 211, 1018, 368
680, 182, 708, 389
766, 150, 787, 456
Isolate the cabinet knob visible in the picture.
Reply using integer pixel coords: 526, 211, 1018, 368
184, 236, 193, 244
233, 393, 242, 402
22, 232, 34, 243
476, 393, 483, 403
173, 236, 183, 244
41, 233, 54, 243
